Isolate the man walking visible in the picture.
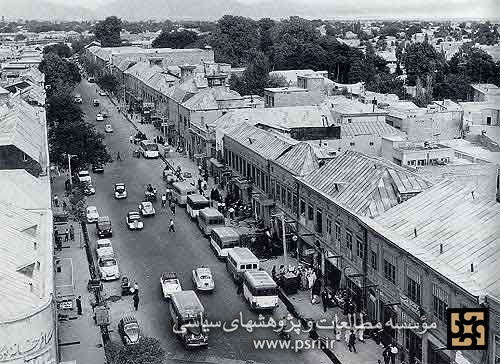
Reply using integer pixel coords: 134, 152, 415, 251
390, 343, 398, 364
53, 194, 59, 207
64, 228, 69, 242
161, 193, 167, 208
322, 290, 328, 313
382, 346, 391, 364
169, 218, 175, 232
133, 293, 139, 311
170, 202, 176, 216
69, 225, 75, 241
76, 296, 82, 315
348, 330, 357, 352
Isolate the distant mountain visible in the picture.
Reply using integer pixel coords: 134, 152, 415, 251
0, 0, 93, 21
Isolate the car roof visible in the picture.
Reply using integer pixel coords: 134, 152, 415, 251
196, 267, 211, 275
115, 183, 125, 187
97, 216, 110, 222
141, 201, 152, 206
128, 211, 140, 216
162, 272, 177, 280
99, 254, 115, 261
87, 205, 97, 210
97, 239, 111, 245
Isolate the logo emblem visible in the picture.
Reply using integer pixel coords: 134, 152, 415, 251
447, 308, 488, 350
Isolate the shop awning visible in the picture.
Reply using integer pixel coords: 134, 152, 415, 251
344, 267, 364, 288
210, 158, 223, 168
254, 194, 275, 206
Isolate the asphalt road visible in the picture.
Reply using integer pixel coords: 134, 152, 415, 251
75, 80, 328, 364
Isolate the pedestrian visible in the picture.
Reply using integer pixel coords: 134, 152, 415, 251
76, 295, 82, 315
133, 293, 139, 311
390, 344, 398, 364
133, 282, 139, 296
64, 228, 69, 242
382, 347, 391, 364
198, 165, 203, 176
53, 194, 59, 207
117, 151, 122, 161
129, 135, 133, 143
171, 203, 176, 215
69, 225, 75, 241
62, 200, 67, 211
271, 266, 276, 280
348, 330, 357, 352
161, 193, 167, 208
56, 235, 62, 251
169, 218, 175, 232
322, 290, 328, 313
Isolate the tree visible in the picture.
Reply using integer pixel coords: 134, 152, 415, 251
229, 52, 272, 96
98, 73, 119, 93
449, 45, 498, 84
433, 74, 471, 101
376, 36, 387, 51
46, 93, 84, 126
152, 30, 198, 49
14, 34, 26, 41
258, 18, 275, 57
366, 73, 405, 98
473, 22, 499, 45
43, 43, 72, 58
348, 60, 364, 83
95, 16, 122, 47
402, 42, 443, 86
115, 337, 164, 364
81, 57, 101, 77
39, 53, 81, 95
267, 74, 288, 88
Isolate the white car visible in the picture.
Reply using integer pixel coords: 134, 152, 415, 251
138, 201, 155, 216
126, 211, 143, 230
99, 91, 108, 96
192, 267, 215, 292
98, 255, 120, 281
104, 124, 113, 133
78, 170, 91, 183
160, 272, 182, 299
114, 183, 127, 199
86, 205, 99, 223
96, 239, 114, 258
96, 113, 104, 121
83, 182, 96, 196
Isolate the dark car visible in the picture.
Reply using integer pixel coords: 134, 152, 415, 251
118, 316, 141, 345
96, 216, 112, 238
82, 182, 96, 196
92, 164, 104, 173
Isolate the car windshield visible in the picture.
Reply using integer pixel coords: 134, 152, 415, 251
98, 241, 111, 248
200, 275, 212, 280
145, 143, 158, 151
142, 203, 152, 209
100, 259, 116, 267
129, 214, 140, 221
79, 171, 89, 177
116, 186, 125, 191
125, 324, 139, 336
88, 207, 97, 213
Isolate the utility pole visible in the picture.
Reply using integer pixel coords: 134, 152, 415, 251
67, 154, 77, 188
281, 213, 288, 271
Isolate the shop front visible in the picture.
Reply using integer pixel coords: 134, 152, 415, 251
228, 176, 252, 204
297, 233, 319, 269
209, 158, 224, 180
324, 250, 342, 291
400, 310, 423, 364
379, 288, 400, 345
427, 333, 454, 364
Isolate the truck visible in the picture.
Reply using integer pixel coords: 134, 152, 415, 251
53, 207, 69, 242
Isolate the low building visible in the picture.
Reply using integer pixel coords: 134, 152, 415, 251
381, 138, 455, 167
264, 86, 324, 108
471, 83, 500, 103
326, 95, 388, 124
460, 101, 500, 127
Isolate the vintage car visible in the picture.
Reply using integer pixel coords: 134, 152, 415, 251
99, 90, 108, 96
144, 185, 157, 202
104, 124, 113, 133
160, 272, 182, 299
82, 182, 96, 195
92, 164, 104, 173
192, 267, 215, 292
125, 211, 143, 230
118, 316, 141, 345
98, 255, 119, 281
138, 201, 155, 216
78, 170, 91, 184
96, 113, 104, 122
96, 239, 114, 259
86, 205, 99, 223
92, 98, 99, 106
114, 183, 127, 199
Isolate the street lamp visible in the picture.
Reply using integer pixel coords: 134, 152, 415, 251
67, 154, 77, 188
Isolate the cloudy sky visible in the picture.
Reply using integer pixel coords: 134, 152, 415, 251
44, 0, 498, 18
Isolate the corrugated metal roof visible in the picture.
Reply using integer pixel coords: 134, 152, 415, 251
224, 122, 296, 160
341, 120, 405, 137
375, 180, 500, 299
300, 150, 433, 218
0, 170, 51, 210
275, 142, 319, 176
182, 87, 243, 110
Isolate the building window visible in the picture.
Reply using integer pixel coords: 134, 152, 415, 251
276, 183, 281, 202
315, 209, 323, 234
282, 186, 287, 205
22, 153, 28, 162
261, 172, 265, 190
286, 189, 292, 208
335, 221, 341, 241
307, 204, 314, 220
300, 199, 306, 216
293, 194, 298, 211
369, 141, 374, 146
433, 285, 448, 323
407, 270, 421, 305
384, 258, 396, 284
417, 159, 426, 166
251, 166, 256, 181
356, 237, 364, 259
346, 230, 353, 251
350, 142, 355, 146
271, 181, 275, 199
256, 170, 261, 187
326, 217, 332, 236
371, 250, 378, 270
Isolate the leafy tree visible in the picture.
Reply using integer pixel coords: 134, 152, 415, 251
380, 22, 402, 37
406, 24, 422, 39
14, 34, 26, 41
267, 74, 288, 88
43, 43, 72, 58
94, 16, 122, 47
258, 18, 275, 57
402, 42, 442, 86
69, 188, 86, 222
348, 60, 364, 83
98, 73, 119, 93
473, 22, 499, 45
39, 53, 81, 95
81, 57, 101, 77
376, 36, 387, 51
229, 52, 279, 96
449, 45, 498, 84
366, 73, 405, 98
433, 74, 471, 101
152, 30, 198, 49
71, 36, 95, 55
46, 93, 84, 126
115, 337, 164, 364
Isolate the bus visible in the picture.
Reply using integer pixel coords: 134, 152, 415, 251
172, 182, 197, 206
169, 291, 208, 347
197, 208, 225, 237
226, 247, 259, 284
186, 194, 210, 219
139, 140, 159, 159
243, 271, 278, 311
210, 227, 240, 259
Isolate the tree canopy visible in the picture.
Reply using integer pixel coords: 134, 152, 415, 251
114, 337, 164, 364
152, 30, 198, 49
402, 41, 443, 86
38, 53, 81, 96
43, 43, 73, 58
98, 73, 119, 93
95, 16, 122, 47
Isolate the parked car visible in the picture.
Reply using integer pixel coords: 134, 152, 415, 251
96, 113, 104, 122
138, 201, 155, 216
98, 255, 119, 281
125, 211, 143, 230
99, 90, 108, 96
86, 205, 99, 223
192, 267, 215, 292
73, 94, 82, 104
92, 164, 104, 173
104, 124, 113, 133
118, 317, 141, 345
114, 183, 127, 199
96, 216, 112, 238
160, 272, 182, 299
93, 99, 99, 106
96, 238, 114, 259
101, 109, 109, 118
88, 77, 96, 83
78, 170, 91, 183
82, 182, 96, 195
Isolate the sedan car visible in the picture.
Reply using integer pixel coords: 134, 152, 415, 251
86, 205, 99, 223
125, 211, 143, 230
98, 255, 119, 281
160, 272, 182, 299
92, 164, 104, 173
82, 182, 96, 195
99, 90, 108, 96
118, 316, 141, 345
138, 201, 155, 216
96, 113, 104, 122
92, 98, 99, 106
114, 183, 127, 199
96, 238, 114, 259
192, 267, 215, 292
78, 170, 91, 183
104, 124, 113, 133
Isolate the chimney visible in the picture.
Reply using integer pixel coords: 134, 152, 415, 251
207, 74, 228, 88
439, 244, 443, 254
179, 65, 196, 81
414, 228, 417, 238
34, 241, 37, 250
471, 263, 474, 272
29, 282, 33, 292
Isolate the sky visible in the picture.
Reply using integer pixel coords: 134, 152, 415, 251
44, 0, 499, 18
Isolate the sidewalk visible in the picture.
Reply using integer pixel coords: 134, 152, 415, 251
52, 173, 107, 364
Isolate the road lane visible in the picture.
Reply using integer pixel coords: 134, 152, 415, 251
75, 80, 329, 363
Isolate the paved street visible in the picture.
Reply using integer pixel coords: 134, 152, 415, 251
75, 80, 331, 364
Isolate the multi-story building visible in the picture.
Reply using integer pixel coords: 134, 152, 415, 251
327, 95, 388, 124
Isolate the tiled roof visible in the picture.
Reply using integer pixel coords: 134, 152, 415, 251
300, 150, 433, 218
224, 122, 296, 160
0, 170, 51, 210
145, 72, 178, 95
375, 180, 500, 298
182, 87, 243, 110
341, 120, 405, 137
169, 76, 207, 104
275, 142, 319, 176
